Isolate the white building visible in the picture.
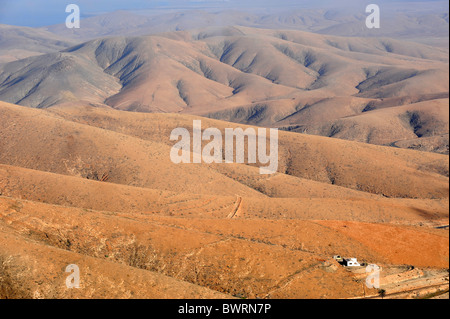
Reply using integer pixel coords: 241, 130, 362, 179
343, 258, 360, 267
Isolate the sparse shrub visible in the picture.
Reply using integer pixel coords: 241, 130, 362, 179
0, 256, 31, 299
86, 171, 110, 182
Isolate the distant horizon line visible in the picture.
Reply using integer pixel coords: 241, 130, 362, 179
0, 0, 448, 28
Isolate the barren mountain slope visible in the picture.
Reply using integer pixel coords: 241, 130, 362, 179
0, 220, 231, 299
0, 100, 448, 299
2, 163, 448, 225
44, 103, 449, 199
1, 27, 447, 110
0, 102, 265, 197
0, 195, 447, 299
279, 98, 449, 153
1, 100, 449, 199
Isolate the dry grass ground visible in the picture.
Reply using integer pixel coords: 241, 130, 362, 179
0, 100, 448, 298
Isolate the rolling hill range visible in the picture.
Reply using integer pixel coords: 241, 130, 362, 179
0, 7, 448, 298
0, 100, 448, 298
1, 101, 448, 200
0, 26, 448, 153
0, 24, 76, 64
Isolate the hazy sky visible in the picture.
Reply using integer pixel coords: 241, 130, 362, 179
0, 0, 448, 27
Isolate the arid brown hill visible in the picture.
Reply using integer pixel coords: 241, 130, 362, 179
0, 27, 448, 152
0, 101, 448, 298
